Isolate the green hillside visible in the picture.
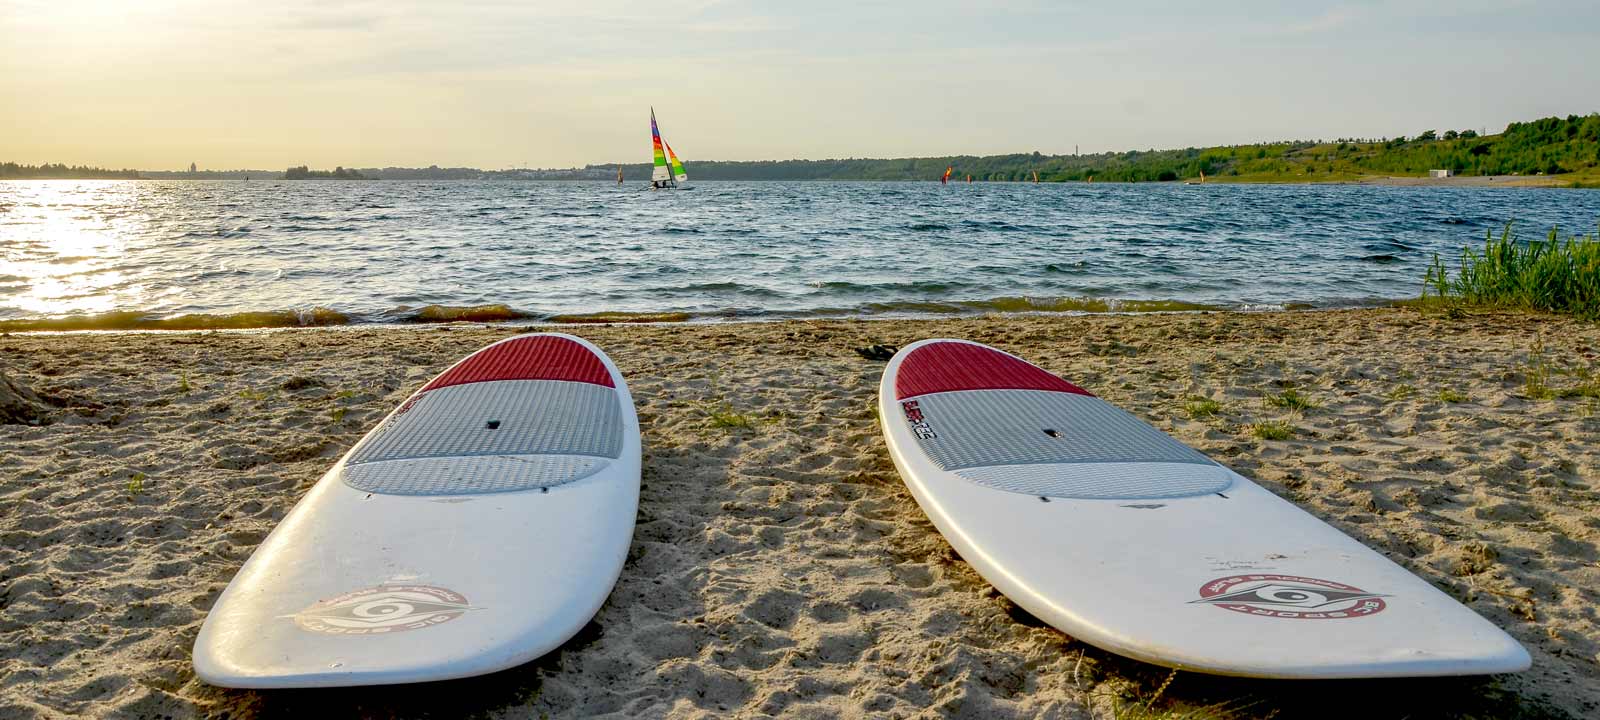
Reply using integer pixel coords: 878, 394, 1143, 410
586, 113, 1600, 186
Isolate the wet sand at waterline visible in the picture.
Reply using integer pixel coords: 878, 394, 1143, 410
1, 309, 1597, 719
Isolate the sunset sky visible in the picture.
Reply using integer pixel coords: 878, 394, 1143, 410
3, 0, 1597, 170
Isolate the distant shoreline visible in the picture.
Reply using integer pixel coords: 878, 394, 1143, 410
5, 112, 1598, 186
1344, 174, 1572, 188
1, 174, 1589, 188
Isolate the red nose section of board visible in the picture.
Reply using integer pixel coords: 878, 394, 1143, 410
422, 335, 615, 392
895, 341, 1091, 400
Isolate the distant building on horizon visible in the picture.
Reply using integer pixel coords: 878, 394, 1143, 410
1429, 169, 1455, 178
189, 162, 198, 173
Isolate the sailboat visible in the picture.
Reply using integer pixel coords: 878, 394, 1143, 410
1031, 168, 1040, 184
617, 166, 624, 185
940, 166, 952, 184
649, 108, 688, 189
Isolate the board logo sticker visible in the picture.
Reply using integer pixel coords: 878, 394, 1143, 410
1192, 574, 1387, 620
900, 400, 937, 439
291, 585, 474, 635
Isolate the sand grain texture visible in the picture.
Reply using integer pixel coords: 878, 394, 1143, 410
1, 309, 1596, 719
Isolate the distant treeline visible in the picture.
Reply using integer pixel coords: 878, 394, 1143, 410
283, 165, 368, 180
9, 112, 1597, 184
578, 113, 1600, 183
143, 169, 270, 179
0, 162, 141, 179
356, 165, 487, 179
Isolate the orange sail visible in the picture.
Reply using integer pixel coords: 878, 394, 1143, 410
941, 166, 952, 184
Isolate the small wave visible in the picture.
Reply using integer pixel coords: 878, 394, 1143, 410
812, 280, 970, 294
1359, 254, 1400, 263
853, 295, 1224, 316
1043, 262, 1088, 273
959, 219, 1023, 231
279, 225, 360, 233
1363, 239, 1419, 252
660, 282, 785, 298
906, 223, 950, 231
546, 311, 692, 324
963, 296, 1222, 313
386, 304, 536, 323
0, 307, 350, 332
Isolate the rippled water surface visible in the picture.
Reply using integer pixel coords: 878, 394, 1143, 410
3, 180, 1598, 328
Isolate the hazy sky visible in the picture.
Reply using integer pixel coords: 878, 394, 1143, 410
3, 0, 1597, 170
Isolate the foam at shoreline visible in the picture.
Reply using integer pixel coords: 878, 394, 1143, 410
0, 296, 1403, 333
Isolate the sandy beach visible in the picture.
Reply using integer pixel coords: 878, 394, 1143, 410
1, 308, 1597, 719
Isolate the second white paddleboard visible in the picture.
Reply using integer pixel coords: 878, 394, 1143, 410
879, 338, 1529, 679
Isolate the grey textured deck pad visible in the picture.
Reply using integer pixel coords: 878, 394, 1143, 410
342, 379, 623, 495
343, 455, 611, 495
955, 462, 1232, 500
909, 389, 1230, 499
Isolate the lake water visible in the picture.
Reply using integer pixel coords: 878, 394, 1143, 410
2, 179, 1598, 329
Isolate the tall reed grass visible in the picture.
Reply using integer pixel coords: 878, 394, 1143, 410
1424, 222, 1600, 320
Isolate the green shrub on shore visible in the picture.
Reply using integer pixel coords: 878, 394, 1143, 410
1424, 222, 1600, 320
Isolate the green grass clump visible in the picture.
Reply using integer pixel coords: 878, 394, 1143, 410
1266, 389, 1318, 411
177, 372, 191, 395
1250, 421, 1295, 440
1558, 382, 1600, 399
1522, 342, 1555, 400
126, 472, 146, 497
704, 402, 756, 430
1436, 388, 1469, 403
1424, 222, 1600, 320
1387, 385, 1417, 401
1183, 397, 1223, 419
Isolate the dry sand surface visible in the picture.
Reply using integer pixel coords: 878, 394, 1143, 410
1, 308, 1598, 719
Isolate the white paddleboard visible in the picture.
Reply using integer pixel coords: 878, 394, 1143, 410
879, 338, 1529, 678
194, 333, 641, 688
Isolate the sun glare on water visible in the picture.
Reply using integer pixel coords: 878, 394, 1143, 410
0, 180, 151, 317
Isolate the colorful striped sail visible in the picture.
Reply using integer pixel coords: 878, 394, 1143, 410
665, 142, 687, 183
650, 109, 670, 182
